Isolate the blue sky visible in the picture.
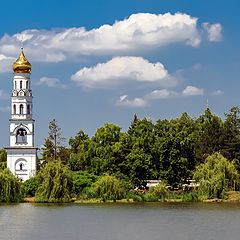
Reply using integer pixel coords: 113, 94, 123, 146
0, 0, 240, 147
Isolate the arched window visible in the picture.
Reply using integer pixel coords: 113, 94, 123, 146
26, 81, 29, 89
13, 104, 16, 114
20, 104, 24, 114
16, 128, 27, 144
19, 163, 23, 171
27, 104, 30, 114
20, 80, 22, 89
15, 81, 17, 89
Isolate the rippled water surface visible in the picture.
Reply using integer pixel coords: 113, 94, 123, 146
1, 202, 240, 240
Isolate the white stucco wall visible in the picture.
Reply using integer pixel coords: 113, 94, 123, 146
7, 148, 37, 182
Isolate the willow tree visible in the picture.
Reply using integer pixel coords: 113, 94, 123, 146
0, 148, 7, 170
193, 152, 239, 199
92, 175, 125, 201
0, 169, 22, 202
35, 161, 72, 202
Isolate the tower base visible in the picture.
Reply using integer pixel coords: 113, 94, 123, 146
5, 147, 38, 181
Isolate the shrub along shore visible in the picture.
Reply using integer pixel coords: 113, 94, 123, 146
1, 107, 240, 203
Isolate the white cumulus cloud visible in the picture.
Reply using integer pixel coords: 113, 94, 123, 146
147, 89, 178, 99
71, 56, 174, 88
116, 85, 208, 108
203, 23, 222, 42
182, 85, 204, 96
0, 12, 221, 66
116, 95, 148, 107
0, 54, 15, 73
36, 77, 67, 88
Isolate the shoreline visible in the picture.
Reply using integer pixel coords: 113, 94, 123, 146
23, 197, 240, 204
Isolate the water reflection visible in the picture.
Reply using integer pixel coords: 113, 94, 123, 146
1, 203, 240, 240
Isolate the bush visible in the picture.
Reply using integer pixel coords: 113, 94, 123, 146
143, 192, 158, 202
91, 175, 125, 201
21, 176, 40, 197
70, 171, 98, 196
126, 191, 144, 202
0, 169, 22, 202
167, 190, 199, 202
35, 161, 72, 202
181, 192, 199, 202
150, 181, 168, 201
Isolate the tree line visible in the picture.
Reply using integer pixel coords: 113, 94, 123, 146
1, 106, 240, 202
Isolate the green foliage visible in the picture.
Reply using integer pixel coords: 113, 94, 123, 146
167, 191, 199, 202
220, 106, 240, 165
154, 113, 197, 186
193, 152, 240, 199
150, 181, 168, 200
69, 130, 89, 154
4, 105, 240, 203
0, 168, 22, 202
69, 124, 132, 177
126, 149, 152, 188
0, 149, 7, 170
42, 138, 55, 160
70, 171, 98, 195
21, 176, 40, 197
92, 175, 125, 201
194, 108, 223, 162
181, 192, 199, 202
129, 192, 144, 202
35, 161, 72, 202
129, 117, 155, 154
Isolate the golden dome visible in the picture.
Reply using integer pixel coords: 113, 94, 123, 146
13, 48, 31, 73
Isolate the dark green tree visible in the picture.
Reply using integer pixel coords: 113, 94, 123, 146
128, 113, 139, 135
194, 108, 223, 162
128, 117, 155, 154
70, 171, 98, 195
69, 130, 95, 171
221, 106, 240, 165
21, 176, 40, 197
69, 130, 89, 154
153, 113, 197, 186
91, 123, 124, 175
42, 138, 55, 160
126, 148, 152, 188
127, 117, 156, 185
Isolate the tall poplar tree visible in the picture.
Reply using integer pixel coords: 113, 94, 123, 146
42, 119, 67, 161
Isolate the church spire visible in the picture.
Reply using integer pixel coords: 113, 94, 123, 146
12, 48, 32, 73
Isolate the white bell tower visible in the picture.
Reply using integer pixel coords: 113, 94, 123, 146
5, 48, 38, 181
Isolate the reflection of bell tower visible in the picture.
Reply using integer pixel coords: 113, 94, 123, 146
5, 48, 37, 181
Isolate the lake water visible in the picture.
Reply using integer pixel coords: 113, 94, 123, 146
1, 202, 240, 240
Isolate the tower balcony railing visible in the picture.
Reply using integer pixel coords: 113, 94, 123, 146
11, 114, 32, 120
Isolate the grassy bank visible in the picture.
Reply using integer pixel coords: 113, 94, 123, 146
23, 191, 240, 204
